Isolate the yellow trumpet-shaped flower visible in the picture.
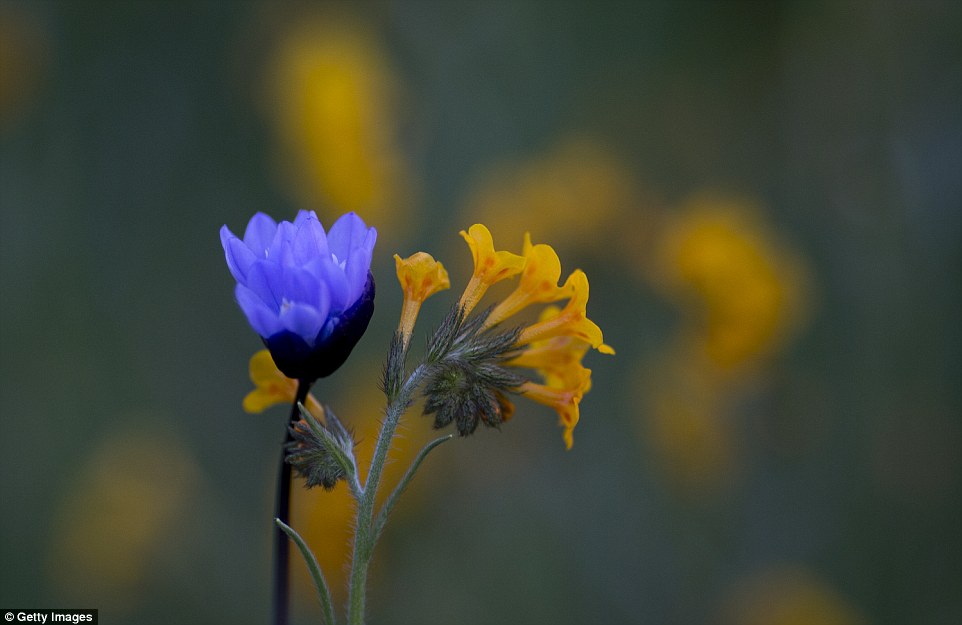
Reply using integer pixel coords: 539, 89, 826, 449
517, 270, 614, 354
401, 222, 612, 449
395, 252, 450, 344
485, 233, 572, 328
242, 350, 324, 418
458, 224, 526, 316
518, 365, 592, 450
507, 306, 593, 392
509, 307, 595, 448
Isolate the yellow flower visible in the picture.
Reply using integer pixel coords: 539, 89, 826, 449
722, 567, 864, 625
639, 348, 735, 492
485, 233, 572, 328
394, 252, 450, 344
0, 6, 48, 132
507, 307, 596, 448
506, 305, 592, 391
265, 14, 414, 238
517, 270, 614, 354
518, 365, 591, 450
48, 426, 200, 617
242, 349, 324, 418
458, 223, 526, 315
409, 223, 612, 449
461, 135, 641, 255
652, 196, 808, 371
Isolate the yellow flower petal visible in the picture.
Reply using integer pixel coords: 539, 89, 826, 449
517, 270, 611, 351
248, 349, 288, 387
458, 224, 526, 315
395, 252, 450, 342
243, 388, 285, 414
486, 233, 571, 327
242, 349, 324, 418
395, 252, 450, 301
507, 306, 593, 392
518, 367, 591, 450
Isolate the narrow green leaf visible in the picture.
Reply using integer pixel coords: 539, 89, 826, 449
275, 518, 337, 625
373, 434, 453, 540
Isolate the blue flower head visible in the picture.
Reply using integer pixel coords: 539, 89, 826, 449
221, 210, 377, 381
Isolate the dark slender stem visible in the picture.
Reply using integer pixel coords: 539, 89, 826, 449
272, 379, 311, 625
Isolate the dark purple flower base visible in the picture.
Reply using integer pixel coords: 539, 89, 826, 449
265, 273, 376, 382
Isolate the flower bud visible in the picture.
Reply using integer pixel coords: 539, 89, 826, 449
421, 307, 525, 438
285, 405, 357, 490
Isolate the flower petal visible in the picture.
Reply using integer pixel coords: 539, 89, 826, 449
235, 283, 282, 337
278, 301, 325, 341
305, 256, 350, 312
328, 212, 377, 304
395, 252, 450, 301
243, 388, 284, 413
248, 349, 284, 385
327, 212, 370, 261
245, 261, 283, 310
292, 210, 330, 266
281, 265, 324, 310
268, 221, 296, 265
223, 233, 258, 283
220, 224, 238, 250
344, 234, 375, 304
485, 236, 566, 326
243, 212, 278, 256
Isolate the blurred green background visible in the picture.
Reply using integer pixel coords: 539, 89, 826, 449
1, 1, 960, 624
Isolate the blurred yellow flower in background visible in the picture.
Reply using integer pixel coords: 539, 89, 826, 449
265, 11, 415, 238
461, 135, 645, 255
722, 567, 864, 625
47, 425, 201, 617
0, 4, 48, 132
639, 194, 812, 492
651, 195, 809, 373
638, 347, 736, 491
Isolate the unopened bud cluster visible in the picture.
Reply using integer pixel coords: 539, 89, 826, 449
285, 405, 357, 490
419, 308, 523, 437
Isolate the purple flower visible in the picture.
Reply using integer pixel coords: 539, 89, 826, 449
221, 210, 377, 381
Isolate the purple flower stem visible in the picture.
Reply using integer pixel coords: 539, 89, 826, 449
273, 379, 311, 625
